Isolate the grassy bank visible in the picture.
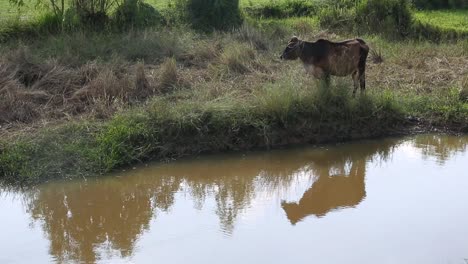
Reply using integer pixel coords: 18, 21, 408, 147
1, 25, 467, 184
0, 1, 467, 184
0, 81, 406, 184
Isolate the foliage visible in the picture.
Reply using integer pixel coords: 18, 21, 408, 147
6, 0, 133, 31
0, 2, 467, 185
113, 0, 162, 30
356, 0, 414, 38
175, 0, 243, 31
318, 5, 355, 30
243, 0, 319, 18
0, 82, 406, 184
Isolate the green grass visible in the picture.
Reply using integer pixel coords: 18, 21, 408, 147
0, 0, 44, 21
146, 0, 305, 8
0, 81, 406, 184
414, 10, 468, 32
0, 0, 280, 20
2, 0, 468, 38
2, 61, 465, 185
0, 2, 467, 185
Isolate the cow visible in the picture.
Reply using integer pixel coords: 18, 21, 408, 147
280, 36, 369, 96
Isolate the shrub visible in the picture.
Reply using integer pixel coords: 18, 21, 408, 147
10, 0, 123, 30
324, 0, 359, 9
318, 5, 356, 30
113, 0, 163, 30
356, 0, 414, 38
61, 8, 83, 31
72, 0, 117, 21
176, 0, 243, 31
244, 0, 319, 18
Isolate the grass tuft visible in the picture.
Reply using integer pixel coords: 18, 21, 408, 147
219, 42, 256, 74
159, 57, 179, 92
460, 76, 468, 102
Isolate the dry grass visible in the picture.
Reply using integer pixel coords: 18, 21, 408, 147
0, 25, 467, 137
218, 42, 258, 74
370, 49, 384, 64
158, 57, 179, 92
367, 54, 468, 93
0, 50, 159, 126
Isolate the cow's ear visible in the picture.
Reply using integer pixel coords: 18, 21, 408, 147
289, 36, 299, 44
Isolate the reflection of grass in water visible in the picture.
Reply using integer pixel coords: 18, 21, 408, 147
17, 134, 403, 261
412, 134, 468, 164
22, 173, 182, 263
10, 133, 466, 263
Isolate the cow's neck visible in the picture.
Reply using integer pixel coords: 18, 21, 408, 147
298, 41, 313, 64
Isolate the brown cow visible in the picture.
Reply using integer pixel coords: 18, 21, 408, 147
280, 36, 369, 96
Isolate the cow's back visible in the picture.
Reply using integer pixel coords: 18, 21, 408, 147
325, 39, 362, 76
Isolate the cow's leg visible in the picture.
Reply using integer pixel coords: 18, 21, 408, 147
352, 70, 359, 97
359, 71, 366, 93
310, 66, 329, 87
324, 73, 331, 87
358, 46, 369, 94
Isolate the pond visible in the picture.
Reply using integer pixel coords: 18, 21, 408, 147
1, 134, 467, 264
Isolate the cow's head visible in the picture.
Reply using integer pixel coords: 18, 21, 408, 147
280, 36, 302, 60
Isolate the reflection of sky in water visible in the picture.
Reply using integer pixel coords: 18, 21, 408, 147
0, 134, 467, 264
0, 194, 52, 264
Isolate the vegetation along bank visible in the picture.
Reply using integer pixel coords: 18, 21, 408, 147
0, 0, 467, 184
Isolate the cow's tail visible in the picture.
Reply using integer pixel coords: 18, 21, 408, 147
357, 38, 383, 64
357, 39, 369, 71
356, 38, 367, 46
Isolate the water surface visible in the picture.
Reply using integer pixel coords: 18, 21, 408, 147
1, 134, 468, 264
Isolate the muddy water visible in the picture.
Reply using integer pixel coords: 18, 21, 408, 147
1, 134, 468, 264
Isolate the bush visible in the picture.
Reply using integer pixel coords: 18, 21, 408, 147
113, 0, 163, 30
324, 0, 359, 9
9, 0, 123, 30
318, 5, 356, 30
356, 0, 414, 38
176, 0, 243, 31
65, 0, 121, 29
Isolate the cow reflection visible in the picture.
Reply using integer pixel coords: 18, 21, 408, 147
281, 139, 396, 224
281, 159, 366, 224
23, 137, 400, 263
